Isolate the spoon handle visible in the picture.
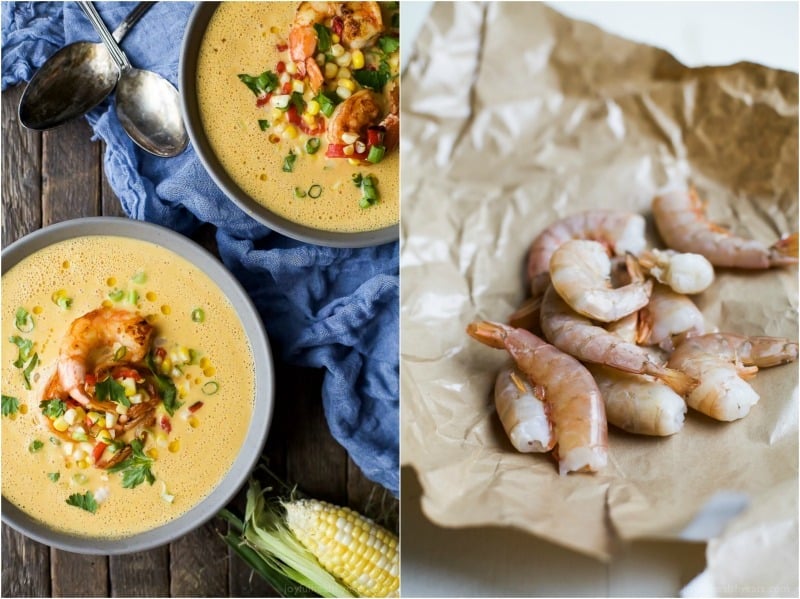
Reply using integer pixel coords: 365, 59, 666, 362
111, 1, 156, 43
77, 1, 131, 71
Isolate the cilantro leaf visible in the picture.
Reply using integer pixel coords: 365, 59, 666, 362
15, 307, 34, 332
313, 23, 332, 52
2, 395, 20, 417
95, 377, 130, 407
66, 491, 98, 513
237, 70, 279, 97
145, 353, 181, 416
258, 119, 270, 131
107, 439, 155, 489
29, 439, 44, 453
40, 398, 66, 419
290, 91, 306, 114
9, 335, 33, 368
353, 65, 393, 91
48, 472, 60, 482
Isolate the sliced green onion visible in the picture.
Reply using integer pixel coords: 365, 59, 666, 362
71, 473, 88, 485
15, 307, 34, 333
52, 290, 73, 310
315, 92, 336, 118
22, 353, 38, 390
294, 187, 307, 199
258, 119, 270, 131
354, 174, 379, 208
378, 36, 400, 54
283, 151, 297, 173
305, 137, 321, 155
47, 472, 60, 483
108, 289, 125, 302
202, 381, 220, 395
308, 184, 323, 199
132, 271, 147, 285
49, 436, 61, 446
29, 439, 44, 453
366, 145, 385, 164
114, 346, 127, 361
191, 308, 205, 323
127, 289, 139, 305
188, 349, 199, 365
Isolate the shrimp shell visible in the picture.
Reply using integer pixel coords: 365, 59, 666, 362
668, 333, 798, 421
540, 284, 697, 395
652, 189, 799, 269
549, 239, 653, 323
527, 210, 647, 298
467, 321, 607, 475
588, 365, 687, 436
494, 365, 554, 453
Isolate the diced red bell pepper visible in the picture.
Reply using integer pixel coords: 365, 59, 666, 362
276, 43, 288, 52
367, 126, 385, 147
256, 93, 272, 108
113, 366, 141, 381
84, 373, 97, 386
281, 81, 292, 94
92, 442, 108, 462
276, 61, 286, 74
332, 16, 343, 37
326, 143, 368, 160
286, 105, 324, 135
160, 415, 172, 433
189, 401, 204, 413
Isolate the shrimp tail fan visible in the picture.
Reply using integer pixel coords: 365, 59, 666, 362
770, 233, 799, 266
648, 365, 698, 396
466, 321, 507, 349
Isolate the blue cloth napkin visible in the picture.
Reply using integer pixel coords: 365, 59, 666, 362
1, 1, 399, 495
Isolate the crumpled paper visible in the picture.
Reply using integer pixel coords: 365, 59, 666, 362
400, 0, 798, 568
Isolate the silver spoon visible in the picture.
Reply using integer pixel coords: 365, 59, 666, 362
18, 2, 155, 131
78, 0, 188, 157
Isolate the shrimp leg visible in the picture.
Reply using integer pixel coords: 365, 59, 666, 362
467, 321, 607, 475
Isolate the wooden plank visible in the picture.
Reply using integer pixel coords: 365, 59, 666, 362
42, 112, 108, 599
169, 516, 229, 597
100, 144, 127, 218
108, 547, 170, 598
41, 117, 100, 226
1, 526, 50, 597
50, 550, 109, 598
1, 85, 42, 245
347, 459, 399, 534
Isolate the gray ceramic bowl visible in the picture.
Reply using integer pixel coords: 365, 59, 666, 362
180, 2, 398, 248
1, 217, 274, 555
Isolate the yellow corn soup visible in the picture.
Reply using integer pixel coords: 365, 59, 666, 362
196, 1, 399, 233
1, 236, 255, 538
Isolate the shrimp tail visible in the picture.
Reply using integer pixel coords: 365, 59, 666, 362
625, 252, 645, 283
769, 233, 799, 266
636, 307, 653, 345
466, 321, 507, 349
645, 364, 698, 396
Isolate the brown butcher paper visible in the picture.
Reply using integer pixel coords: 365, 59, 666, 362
400, 0, 798, 577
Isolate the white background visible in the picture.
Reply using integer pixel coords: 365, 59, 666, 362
400, 1, 799, 596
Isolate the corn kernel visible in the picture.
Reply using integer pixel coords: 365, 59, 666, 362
176, 346, 190, 363
330, 43, 345, 58
129, 393, 142, 405
160, 358, 172, 374
54, 417, 69, 433
335, 52, 352, 68
324, 62, 339, 80
77, 459, 89, 470
331, 33, 340, 44
270, 107, 283, 121
105, 412, 118, 429
306, 100, 321, 116
147, 448, 159, 459
168, 439, 180, 453
343, 144, 355, 156
19, 404, 28, 415
121, 377, 137, 397
388, 55, 399, 69
146, 291, 157, 302
86, 411, 102, 425
341, 132, 359, 145
285, 60, 298, 75
156, 432, 169, 448
337, 78, 355, 92
292, 79, 305, 94
351, 49, 365, 70
72, 449, 86, 461
337, 67, 351, 80
316, 53, 326, 66
302, 113, 317, 127
63, 442, 74, 456
336, 86, 352, 100
188, 416, 199, 429
348, 158, 361, 166
116, 403, 129, 415
354, 140, 366, 154
97, 429, 113, 444
284, 124, 299, 139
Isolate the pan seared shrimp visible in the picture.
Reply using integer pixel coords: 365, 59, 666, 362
467, 321, 607, 474
550, 240, 653, 322
327, 88, 399, 152
588, 365, 687, 436
652, 189, 798, 269
539, 285, 697, 394
668, 333, 798, 421
494, 365, 554, 453
527, 210, 647, 299
289, 2, 384, 92
58, 308, 153, 405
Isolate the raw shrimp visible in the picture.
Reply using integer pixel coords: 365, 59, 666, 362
549, 239, 653, 322
652, 189, 798, 269
640, 284, 706, 351
527, 210, 647, 299
638, 248, 714, 294
58, 308, 154, 405
289, 2, 384, 92
494, 365, 554, 453
467, 321, 607, 474
588, 365, 687, 436
539, 284, 697, 395
668, 333, 798, 421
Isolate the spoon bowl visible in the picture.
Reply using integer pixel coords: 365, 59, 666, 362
18, 2, 154, 131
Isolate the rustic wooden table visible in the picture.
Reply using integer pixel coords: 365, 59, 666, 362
1, 84, 398, 598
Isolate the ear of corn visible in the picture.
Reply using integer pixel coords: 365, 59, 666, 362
284, 499, 400, 598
